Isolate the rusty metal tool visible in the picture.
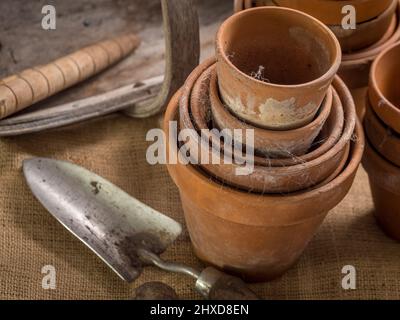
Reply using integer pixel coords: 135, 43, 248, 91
23, 158, 259, 300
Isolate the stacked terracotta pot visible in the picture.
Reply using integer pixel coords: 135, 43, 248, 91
362, 42, 400, 241
234, 0, 400, 120
165, 7, 364, 281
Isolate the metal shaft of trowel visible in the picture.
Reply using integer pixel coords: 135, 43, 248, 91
138, 248, 227, 298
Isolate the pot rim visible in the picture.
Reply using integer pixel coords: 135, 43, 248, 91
208, 64, 343, 166
216, 6, 342, 89
369, 41, 400, 123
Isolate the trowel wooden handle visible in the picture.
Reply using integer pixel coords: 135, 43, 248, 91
0, 33, 139, 119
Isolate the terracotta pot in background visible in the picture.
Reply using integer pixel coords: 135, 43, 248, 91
166, 91, 365, 280
364, 98, 400, 167
310, 142, 350, 190
273, 0, 393, 25
216, 7, 341, 130
329, 0, 397, 53
369, 41, 400, 134
209, 67, 333, 158
362, 139, 400, 241
190, 60, 344, 167
179, 59, 355, 193
338, 1, 400, 89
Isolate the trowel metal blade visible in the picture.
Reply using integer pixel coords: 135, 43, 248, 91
23, 158, 182, 282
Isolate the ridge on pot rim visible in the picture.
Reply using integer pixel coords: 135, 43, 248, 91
369, 41, 400, 134
216, 7, 342, 130
364, 98, 400, 167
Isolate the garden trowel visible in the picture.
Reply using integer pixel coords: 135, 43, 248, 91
23, 158, 258, 300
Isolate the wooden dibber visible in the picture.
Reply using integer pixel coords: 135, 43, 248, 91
0, 33, 139, 120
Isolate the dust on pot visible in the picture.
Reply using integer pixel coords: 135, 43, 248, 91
364, 98, 400, 167
166, 91, 365, 281
369, 41, 400, 134
362, 139, 400, 241
216, 7, 341, 130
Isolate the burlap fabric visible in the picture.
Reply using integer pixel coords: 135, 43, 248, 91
1, 0, 400, 300
0, 110, 400, 300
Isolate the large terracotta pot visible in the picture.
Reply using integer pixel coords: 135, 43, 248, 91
165, 90, 364, 281
216, 7, 341, 130
369, 41, 400, 134
362, 139, 400, 241
179, 59, 355, 193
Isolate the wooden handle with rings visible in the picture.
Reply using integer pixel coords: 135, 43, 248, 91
0, 33, 139, 120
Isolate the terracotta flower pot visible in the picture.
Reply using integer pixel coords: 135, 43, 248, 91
338, 0, 400, 89
166, 91, 365, 280
190, 60, 344, 167
364, 97, 400, 167
362, 139, 400, 241
273, 0, 393, 25
179, 58, 354, 193
369, 42, 400, 134
216, 7, 341, 130
329, 0, 397, 53
209, 66, 333, 158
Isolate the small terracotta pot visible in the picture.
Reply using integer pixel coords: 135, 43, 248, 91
338, 1, 400, 89
179, 58, 354, 193
166, 91, 365, 280
364, 97, 400, 167
233, 0, 243, 12
209, 67, 333, 158
369, 42, 400, 134
362, 139, 400, 241
190, 61, 344, 167
216, 7, 341, 130
273, 0, 393, 25
329, 0, 397, 53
